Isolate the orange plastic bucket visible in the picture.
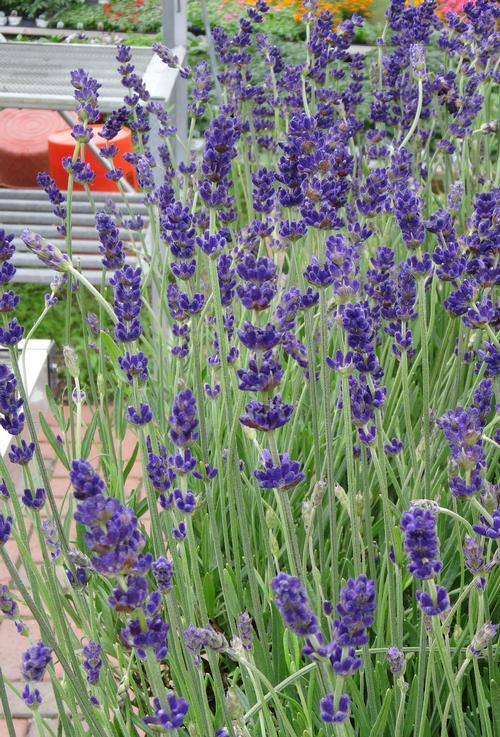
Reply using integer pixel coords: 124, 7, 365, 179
48, 125, 137, 192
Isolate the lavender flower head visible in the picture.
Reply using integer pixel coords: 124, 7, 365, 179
83, 640, 102, 684
254, 449, 304, 490
271, 573, 318, 636
144, 693, 189, 730
320, 693, 350, 724
21, 641, 52, 681
400, 505, 442, 579
20, 230, 70, 273
169, 389, 199, 447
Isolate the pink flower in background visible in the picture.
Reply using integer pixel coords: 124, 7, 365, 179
439, 0, 468, 13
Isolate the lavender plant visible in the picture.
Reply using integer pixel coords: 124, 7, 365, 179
0, 0, 499, 735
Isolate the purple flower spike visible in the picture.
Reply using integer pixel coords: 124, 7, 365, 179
21, 641, 52, 681
400, 506, 442, 579
237, 357, 283, 393
0, 318, 24, 346
152, 557, 174, 592
468, 622, 498, 657
8, 440, 35, 465
20, 230, 70, 273
238, 321, 280, 352
238, 612, 253, 651
83, 640, 102, 684
22, 684, 42, 710
473, 509, 500, 539
387, 647, 405, 675
416, 586, 450, 616
0, 514, 13, 545
70, 68, 101, 123
95, 211, 125, 271
127, 403, 153, 426
70, 459, 106, 500
110, 265, 143, 343
118, 352, 149, 383
169, 389, 199, 447
240, 395, 293, 432
0, 583, 18, 619
21, 488, 46, 511
144, 693, 189, 730
271, 573, 318, 636
320, 693, 350, 723
254, 449, 304, 490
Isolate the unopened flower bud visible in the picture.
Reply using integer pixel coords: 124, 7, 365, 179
270, 532, 280, 559
335, 483, 348, 510
20, 230, 70, 272
225, 688, 244, 720
241, 425, 257, 442
410, 44, 426, 78
63, 346, 80, 378
387, 647, 405, 676
266, 508, 279, 530
468, 622, 498, 658
311, 480, 326, 507
302, 500, 313, 529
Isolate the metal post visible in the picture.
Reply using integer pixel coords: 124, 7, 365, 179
161, 0, 188, 166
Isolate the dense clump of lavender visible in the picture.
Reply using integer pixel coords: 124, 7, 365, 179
0, 0, 498, 734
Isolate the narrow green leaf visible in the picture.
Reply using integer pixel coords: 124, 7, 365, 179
123, 441, 139, 482
81, 409, 99, 459
45, 383, 64, 426
490, 680, 500, 737
0, 668, 16, 737
100, 330, 123, 363
39, 412, 70, 469
203, 570, 216, 618
368, 689, 393, 737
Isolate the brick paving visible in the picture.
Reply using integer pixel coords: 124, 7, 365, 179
0, 406, 143, 736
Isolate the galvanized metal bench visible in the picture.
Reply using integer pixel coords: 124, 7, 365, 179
0, 0, 187, 284
1, 188, 149, 284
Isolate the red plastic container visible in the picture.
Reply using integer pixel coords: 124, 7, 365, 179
48, 125, 137, 191
0, 108, 69, 188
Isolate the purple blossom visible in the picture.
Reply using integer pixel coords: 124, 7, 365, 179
169, 389, 199, 447
473, 509, 500, 539
21, 641, 52, 681
83, 640, 102, 684
240, 395, 293, 432
400, 506, 442, 579
110, 265, 143, 343
95, 211, 125, 270
387, 646, 405, 675
237, 357, 283, 393
0, 514, 12, 545
0, 583, 18, 619
70, 459, 106, 500
271, 573, 318, 636
144, 693, 189, 730
254, 449, 304, 490
152, 557, 174, 592
8, 440, 35, 465
238, 321, 280, 352
126, 403, 153, 426
22, 684, 42, 709
238, 612, 253, 651
416, 586, 450, 616
320, 693, 350, 723
21, 488, 46, 511
118, 352, 149, 383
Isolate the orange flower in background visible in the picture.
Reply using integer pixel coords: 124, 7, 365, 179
221, 0, 372, 22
